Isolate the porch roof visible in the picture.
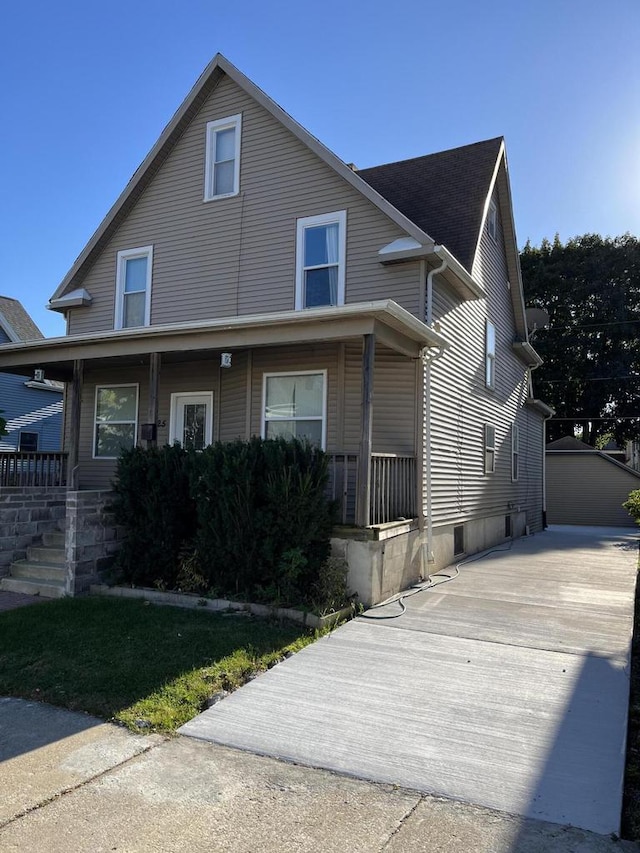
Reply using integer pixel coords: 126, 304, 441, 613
0, 300, 447, 381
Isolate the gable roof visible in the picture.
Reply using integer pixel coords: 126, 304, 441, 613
50, 54, 439, 305
546, 436, 594, 451
358, 138, 503, 274
0, 297, 44, 342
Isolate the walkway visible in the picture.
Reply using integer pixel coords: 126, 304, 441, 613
181, 525, 639, 835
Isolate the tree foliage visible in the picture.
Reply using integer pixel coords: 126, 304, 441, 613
0, 411, 6, 438
520, 233, 640, 444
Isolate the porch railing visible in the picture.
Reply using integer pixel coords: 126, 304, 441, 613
370, 453, 417, 526
0, 452, 68, 488
327, 452, 417, 526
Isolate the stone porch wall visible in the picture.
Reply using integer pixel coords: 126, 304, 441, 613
0, 487, 67, 577
65, 490, 125, 595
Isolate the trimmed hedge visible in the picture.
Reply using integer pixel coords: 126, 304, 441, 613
110, 438, 337, 605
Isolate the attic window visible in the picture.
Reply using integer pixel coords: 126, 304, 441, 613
204, 114, 241, 200
487, 200, 498, 242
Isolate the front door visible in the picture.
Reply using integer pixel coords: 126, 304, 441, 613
169, 392, 213, 450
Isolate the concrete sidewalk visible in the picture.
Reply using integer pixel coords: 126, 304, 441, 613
181, 525, 639, 836
0, 698, 637, 852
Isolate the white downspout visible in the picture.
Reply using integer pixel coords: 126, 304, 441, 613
423, 255, 448, 571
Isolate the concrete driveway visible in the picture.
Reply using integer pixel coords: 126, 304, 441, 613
181, 525, 639, 836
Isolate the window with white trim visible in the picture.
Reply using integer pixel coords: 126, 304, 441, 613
295, 211, 346, 309
484, 423, 496, 474
169, 392, 213, 451
18, 432, 38, 452
262, 371, 327, 448
115, 247, 153, 329
487, 199, 498, 242
204, 114, 241, 200
511, 424, 520, 481
94, 385, 139, 459
485, 319, 496, 389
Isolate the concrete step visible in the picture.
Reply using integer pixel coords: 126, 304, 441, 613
26, 545, 65, 565
42, 530, 65, 549
0, 576, 66, 598
9, 560, 66, 583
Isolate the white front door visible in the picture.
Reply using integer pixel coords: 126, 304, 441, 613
169, 392, 213, 450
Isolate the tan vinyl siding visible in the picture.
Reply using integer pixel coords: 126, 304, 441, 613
68, 74, 419, 337
427, 191, 542, 530
546, 452, 640, 527
219, 350, 249, 442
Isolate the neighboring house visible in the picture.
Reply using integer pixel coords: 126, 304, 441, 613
0, 54, 549, 604
546, 436, 640, 527
0, 297, 63, 453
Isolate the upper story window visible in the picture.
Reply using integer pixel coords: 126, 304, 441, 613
295, 211, 346, 309
204, 114, 242, 200
485, 319, 496, 389
511, 424, 520, 481
115, 246, 153, 330
487, 200, 498, 242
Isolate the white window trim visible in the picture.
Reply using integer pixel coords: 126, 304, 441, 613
18, 431, 39, 452
487, 199, 498, 242
511, 424, 520, 482
484, 423, 496, 475
295, 210, 347, 310
93, 384, 139, 460
261, 369, 328, 450
114, 246, 153, 330
169, 392, 214, 448
204, 113, 242, 201
485, 319, 496, 389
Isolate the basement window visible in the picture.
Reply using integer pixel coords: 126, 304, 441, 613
453, 525, 465, 557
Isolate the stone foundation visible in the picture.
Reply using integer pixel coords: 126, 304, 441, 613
65, 490, 124, 595
0, 487, 67, 576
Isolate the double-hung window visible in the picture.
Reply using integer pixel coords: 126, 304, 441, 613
262, 371, 327, 449
485, 320, 496, 389
511, 424, 520, 481
204, 114, 241, 200
487, 199, 498, 242
484, 424, 496, 474
295, 211, 346, 309
94, 385, 139, 459
115, 247, 153, 329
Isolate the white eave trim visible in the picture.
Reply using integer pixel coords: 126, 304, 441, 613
378, 240, 484, 303
48, 288, 93, 313
513, 340, 543, 368
0, 300, 448, 356
525, 397, 554, 417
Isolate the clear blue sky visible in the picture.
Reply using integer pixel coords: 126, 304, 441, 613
1, 0, 638, 337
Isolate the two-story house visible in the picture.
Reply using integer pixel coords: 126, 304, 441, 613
0, 297, 63, 454
0, 54, 549, 604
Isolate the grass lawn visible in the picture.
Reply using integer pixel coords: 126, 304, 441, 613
0, 597, 317, 733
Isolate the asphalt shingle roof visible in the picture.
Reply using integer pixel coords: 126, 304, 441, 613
0, 297, 44, 342
358, 137, 503, 273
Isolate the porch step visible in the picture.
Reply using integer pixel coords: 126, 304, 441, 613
42, 530, 65, 549
8, 560, 66, 583
26, 544, 65, 565
0, 576, 66, 598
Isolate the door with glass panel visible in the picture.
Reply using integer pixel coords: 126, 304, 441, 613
169, 393, 213, 451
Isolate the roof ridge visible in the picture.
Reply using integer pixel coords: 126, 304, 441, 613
359, 136, 504, 173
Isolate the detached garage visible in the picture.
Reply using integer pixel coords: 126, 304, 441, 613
546, 436, 640, 527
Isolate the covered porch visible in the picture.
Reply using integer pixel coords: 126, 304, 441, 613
0, 300, 445, 530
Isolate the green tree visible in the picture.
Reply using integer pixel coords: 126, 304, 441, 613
520, 233, 640, 445
0, 411, 6, 438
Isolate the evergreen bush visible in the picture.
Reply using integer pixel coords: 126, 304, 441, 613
110, 444, 196, 587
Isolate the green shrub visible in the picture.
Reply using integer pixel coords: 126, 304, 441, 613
110, 444, 196, 588
311, 555, 352, 616
110, 438, 337, 607
190, 437, 336, 604
624, 490, 640, 525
